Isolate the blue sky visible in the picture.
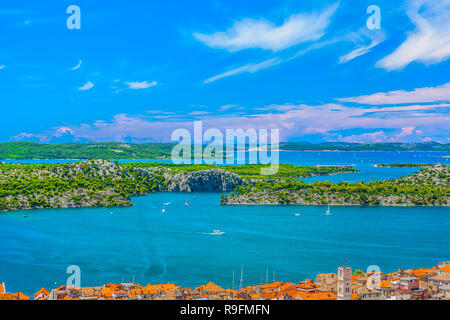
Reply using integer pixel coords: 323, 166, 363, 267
0, 0, 449, 143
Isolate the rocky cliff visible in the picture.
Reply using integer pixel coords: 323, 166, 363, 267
166, 169, 242, 192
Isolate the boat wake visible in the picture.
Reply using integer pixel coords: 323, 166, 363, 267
203, 230, 226, 236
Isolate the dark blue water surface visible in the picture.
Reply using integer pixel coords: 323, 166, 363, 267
0, 152, 449, 295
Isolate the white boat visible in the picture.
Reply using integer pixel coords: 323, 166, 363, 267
163, 202, 172, 206
185, 198, 190, 206
161, 208, 166, 213
294, 213, 302, 216
210, 229, 225, 236
324, 205, 332, 216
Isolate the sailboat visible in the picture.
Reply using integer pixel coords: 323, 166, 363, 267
185, 198, 190, 206
324, 205, 332, 216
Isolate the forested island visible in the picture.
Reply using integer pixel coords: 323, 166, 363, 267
1, 141, 449, 160
374, 163, 434, 168
0, 160, 448, 212
221, 164, 449, 206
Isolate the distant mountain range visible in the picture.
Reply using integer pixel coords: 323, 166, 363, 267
0, 141, 449, 160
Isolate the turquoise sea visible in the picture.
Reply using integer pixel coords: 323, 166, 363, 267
0, 151, 449, 295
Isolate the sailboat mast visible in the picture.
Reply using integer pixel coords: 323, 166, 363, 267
239, 265, 243, 291
232, 269, 235, 290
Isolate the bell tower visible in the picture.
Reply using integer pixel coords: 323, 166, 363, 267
337, 266, 352, 300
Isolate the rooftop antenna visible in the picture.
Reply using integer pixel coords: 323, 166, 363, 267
239, 265, 243, 291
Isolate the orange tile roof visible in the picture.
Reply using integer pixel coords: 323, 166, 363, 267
34, 287, 50, 299
296, 291, 337, 300
195, 282, 225, 292
263, 281, 283, 289
439, 263, 450, 272
377, 280, 391, 288
0, 283, 4, 294
0, 291, 31, 300
279, 282, 296, 291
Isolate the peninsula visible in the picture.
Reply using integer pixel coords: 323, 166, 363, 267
0, 160, 448, 212
0, 160, 354, 212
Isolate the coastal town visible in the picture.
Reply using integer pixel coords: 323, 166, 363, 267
2, 262, 450, 300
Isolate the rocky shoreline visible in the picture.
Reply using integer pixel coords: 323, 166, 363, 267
0, 161, 448, 212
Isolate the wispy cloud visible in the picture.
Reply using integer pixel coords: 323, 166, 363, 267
78, 81, 94, 91
0, 65, 5, 70
187, 111, 211, 116
337, 82, 450, 105
71, 60, 82, 71
125, 81, 158, 90
204, 40, 332, 83
218, 104, 239, 111
194, 3, 339, 52
339, 29, 385, 64
204, 58, 281, 83
377, 0, 450, 70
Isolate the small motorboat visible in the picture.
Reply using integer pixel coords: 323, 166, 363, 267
185, 198, 190, 206
161, 208, 166, 213
210, 230, 225, 236
294, 213, 302, 216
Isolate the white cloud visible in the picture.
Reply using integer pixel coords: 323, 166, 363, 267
339, 30, 385, 64
193, 3, 338, 52
204, 58, 281, 83
71, 60, 82, 71
377, 0, 450, 70
13, 99, 450, 144
78, 81, 94, 91
125, 81, 158, 90
204, 39, 335, 83
337, 82, 450, 105
218, 104, 239, 111
187, 111, 211, 116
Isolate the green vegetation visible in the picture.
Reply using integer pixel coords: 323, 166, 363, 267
0, 160, 168, 211
221, 164, 449, 206
353, 270, 365, 275
376, 163, 435, 168
1, 160, 447, 212
120, 163, 356, 180
1, 141, 449, 160
0, 142, 174, 159
0, 161, 353, 212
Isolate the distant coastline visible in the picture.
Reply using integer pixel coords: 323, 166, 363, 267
1, 141, 449, 160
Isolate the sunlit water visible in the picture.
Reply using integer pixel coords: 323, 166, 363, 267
0, 152, 449, 295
